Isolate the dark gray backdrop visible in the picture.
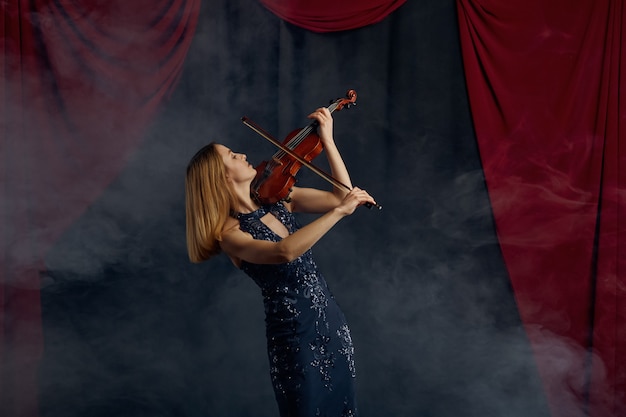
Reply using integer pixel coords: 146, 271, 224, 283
40, 1, 550, 416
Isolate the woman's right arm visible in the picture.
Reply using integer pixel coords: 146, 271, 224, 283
220, 187, 373, 265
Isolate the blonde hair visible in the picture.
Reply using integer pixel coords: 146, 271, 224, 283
185, 142, 237, 263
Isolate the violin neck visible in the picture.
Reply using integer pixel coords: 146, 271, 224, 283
280, 99, 344, 153
327, 99, 342, 114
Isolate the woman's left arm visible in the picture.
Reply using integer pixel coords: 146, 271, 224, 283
289, 107, 353, 214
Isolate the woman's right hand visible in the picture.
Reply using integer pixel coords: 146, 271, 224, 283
335, 187, 376, 216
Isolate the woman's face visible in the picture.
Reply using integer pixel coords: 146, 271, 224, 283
215, 144, 256, 183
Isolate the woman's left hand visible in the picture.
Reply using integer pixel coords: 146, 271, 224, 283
308, 107, 334, 147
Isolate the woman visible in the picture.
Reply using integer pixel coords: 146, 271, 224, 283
185, 107, 375, 416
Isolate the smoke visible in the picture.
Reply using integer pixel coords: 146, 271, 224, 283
308, 163, 549, 416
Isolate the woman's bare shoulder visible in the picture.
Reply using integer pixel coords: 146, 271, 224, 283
220, 217, 252, 245
223, 216, 240, 233
220, 217, 243, 268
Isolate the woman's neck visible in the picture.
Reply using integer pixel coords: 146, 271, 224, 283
231, 182, 259, 214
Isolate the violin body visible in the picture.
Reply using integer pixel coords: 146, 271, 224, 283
252, 130, 324, 204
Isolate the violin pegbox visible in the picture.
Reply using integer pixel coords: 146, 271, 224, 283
330, 89, 357, 112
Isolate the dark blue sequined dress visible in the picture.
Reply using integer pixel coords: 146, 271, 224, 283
236, 202, 358, 417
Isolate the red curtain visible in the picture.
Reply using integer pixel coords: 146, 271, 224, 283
258, 0, 406, 33
457, 1, 625, 416
0, 1, 200, 415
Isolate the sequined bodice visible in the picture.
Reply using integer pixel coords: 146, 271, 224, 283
237, 202, 319, 293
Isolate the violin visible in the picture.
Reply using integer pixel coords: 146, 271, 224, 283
241, 90, 381, 210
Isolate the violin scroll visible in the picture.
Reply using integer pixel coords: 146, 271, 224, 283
330, 90, 357, 112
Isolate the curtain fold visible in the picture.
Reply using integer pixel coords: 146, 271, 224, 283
0, 1, 200, 415
456, 0, 625, 416
258, 0, 406, 32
